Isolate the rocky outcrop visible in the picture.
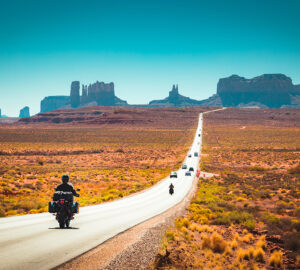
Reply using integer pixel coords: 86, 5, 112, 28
40, 81, 127, 113
294, 84, 300, 95
85, 81, 116, 106
41, 96, 70, 113
19, 106, 30, 118
149, 85, 204, 107
70, 81, 80, 108
197, 94, 223, 107
80, 81, 128, 106
217, 74, 295, 108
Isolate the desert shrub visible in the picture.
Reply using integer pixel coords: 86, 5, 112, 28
237, 249, 249, 261
262, 212, 280, 225
231, 239, 238, 250
175, 217, 190, 230
254, 247, 265, 262
211, 232, 227, 253
256, 235, 266, 250
201, 233, 211, 250
189, 223, 198, 231
165, 231, 175, 242
249, 166, 266, 171
213, 210, 255, 229
269, 250, 282, 267
242, 233, 254, 243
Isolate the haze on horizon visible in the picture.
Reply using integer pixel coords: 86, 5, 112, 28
0, 0, 300, 116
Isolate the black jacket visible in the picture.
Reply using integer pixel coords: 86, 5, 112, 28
56, 183, 78, 196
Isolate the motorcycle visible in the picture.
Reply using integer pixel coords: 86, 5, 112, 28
48, 189, 80, 228
169, 184, 174, 195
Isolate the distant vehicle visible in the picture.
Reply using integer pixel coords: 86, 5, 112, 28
188, 154, 192, 158
194, 152, 198, 157
198, 133, 201, 137
189, 167, 194, 172
185, 171, 192, 176
170, 171, 177, 178
169, 183, 174, 195
182, 164, 187, 169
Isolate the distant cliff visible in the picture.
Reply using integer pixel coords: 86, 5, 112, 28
217, 74, 298, 108
41, 96, 70, 113
19, 106, 30, 117
80, 81, 127, 106
41, 81, 127, 113
149, 85, 204, 107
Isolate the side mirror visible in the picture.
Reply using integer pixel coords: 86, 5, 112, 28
54, 188, 57, 191
76, 188, 80, 191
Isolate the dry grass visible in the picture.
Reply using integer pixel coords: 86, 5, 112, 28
269, 250, 283, 268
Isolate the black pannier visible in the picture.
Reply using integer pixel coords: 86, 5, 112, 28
48, 201, 57, 213
53, 191, 73, 202
72, 202, 79, 213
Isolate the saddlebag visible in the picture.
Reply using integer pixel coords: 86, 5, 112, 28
48, 201, 57, 213
72, 202, 79, 213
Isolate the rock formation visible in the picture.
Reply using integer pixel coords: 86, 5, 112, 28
41, 96, 70, 113
294, 84, 300, 95
217, 74, 296, 108
19, 106, 30, 118
70, 81, 80, 108
84, 81, 116, 106
197, 94, 223, 107
40, 80, 127, 113
149, 84, 204, 106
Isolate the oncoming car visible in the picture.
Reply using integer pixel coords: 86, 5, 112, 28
182, 164, 187, 169
170, 171, 178, 178
185, 171, 192, 176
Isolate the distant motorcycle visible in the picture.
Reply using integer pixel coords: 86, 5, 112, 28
48, 189, 80, 228
169, 184, 174, 195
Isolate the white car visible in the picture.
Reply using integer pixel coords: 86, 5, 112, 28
170, 171, 178, 178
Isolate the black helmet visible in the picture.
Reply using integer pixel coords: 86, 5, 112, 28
62, 174, 69, 183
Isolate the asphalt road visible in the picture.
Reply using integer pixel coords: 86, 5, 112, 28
0, 113, 204, 270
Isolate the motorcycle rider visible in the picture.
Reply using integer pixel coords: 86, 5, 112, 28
55, 174, 79, 218
56, 174, 80, 200
169, 183, 174, 195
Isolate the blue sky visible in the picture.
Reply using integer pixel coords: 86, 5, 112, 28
1, 0, 300, 116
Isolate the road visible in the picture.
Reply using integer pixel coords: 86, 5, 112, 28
0, 113, 205, 270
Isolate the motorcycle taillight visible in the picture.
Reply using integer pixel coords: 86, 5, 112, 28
59, 200, 64, 205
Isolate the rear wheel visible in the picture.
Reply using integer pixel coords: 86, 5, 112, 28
65, 219, 70, 228
57, 211, 66, 229
59, 220, 65, 228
